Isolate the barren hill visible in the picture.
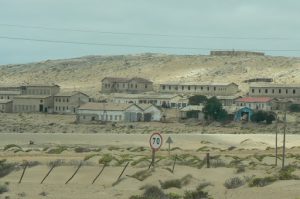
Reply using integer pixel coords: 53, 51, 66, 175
0, 53, 300, 97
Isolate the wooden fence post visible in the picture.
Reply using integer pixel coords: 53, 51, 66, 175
171, 155, 177, 173
18, 161, 28, 184
206, 153, 210, 168
92, 164, 106, 184
65, 162, 82, 184
41, 164, 56, 184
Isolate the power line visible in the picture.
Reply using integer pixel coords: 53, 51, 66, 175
0, 23, 296, 41
1, 35, 300, 52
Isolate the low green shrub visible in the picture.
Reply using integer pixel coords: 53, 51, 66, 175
0, 183, 8, 194
249, 176, 277, 187
224, 177, 244, 189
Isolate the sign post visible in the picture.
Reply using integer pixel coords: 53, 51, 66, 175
149, 132, 163, 168
166, 136, 173, 156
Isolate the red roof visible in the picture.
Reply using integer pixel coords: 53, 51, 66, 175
236, 97, 272, 103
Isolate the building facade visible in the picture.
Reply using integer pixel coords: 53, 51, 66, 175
13, 95, 53, 113
20, 84, 60, 96
101, 77, 153, 93
111, 93, 189, 109
159, 82, 238, 96
249, 83, 300, 98
54, 91, 89, 114
235, 97, 273, 111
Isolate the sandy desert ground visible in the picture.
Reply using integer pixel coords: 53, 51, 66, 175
0, 114, 300, 199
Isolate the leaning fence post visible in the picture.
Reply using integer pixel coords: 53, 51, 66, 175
117, 162, 130, 182
92, 164, 106, 184
206, 153, 210, 168
171, 155, 177, 173
41, 163, 56, 184
65, 162, 83, 184
18, 161, 28, 184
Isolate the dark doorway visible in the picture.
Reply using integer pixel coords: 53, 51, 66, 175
45, 107, 48, 113
39, 104, 44, 112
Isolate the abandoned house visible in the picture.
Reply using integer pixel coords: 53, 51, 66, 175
159, 82, 239, 96
77, 102, 162, 122
249, 83, 300, 98
0, 85, 22, 100
235, 97, 273, 111
101, 77, 153, 93
0, 100, 13, 113
13, 95, 53, 113
54, 91, 90, 114
20, 83, 60, 96
111, 93, 189, 109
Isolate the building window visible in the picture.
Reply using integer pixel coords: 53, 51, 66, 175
252, 89, 254, 93
182, 86, 184, 90
145, 84, 148, 88
169, 86, 171, 90
279, 89, 281, 94
258, 89, 261, 93
110, 115, 113, 120
188, 86, 190, 90
115, 115, 118, 120
201, 87, 203, 90
63, 99, 65, 102
272, 89, 275, 94
123, 83, 125, 88
214, 87, 216, 91
67, 98, 69, 102
265, 89, 268, 93
286, 89, 288, 94
59, 99, 61, 102
40, 100, 43, 103
162, 85, 165, 90
135, 84, 137, 88
175, 86, 178, 90
293, 89, 296, 94
207, 87, 209, 91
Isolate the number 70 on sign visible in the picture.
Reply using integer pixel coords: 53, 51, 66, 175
149, 132, 163, 151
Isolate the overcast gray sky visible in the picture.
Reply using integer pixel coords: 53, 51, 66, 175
0, 0, 300, 65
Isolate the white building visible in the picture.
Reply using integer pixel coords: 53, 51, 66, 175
235, 97, 273, 111
137, 104, 162, 121
159, 82, 239, 96
54, 91, 90, 114
249, 83, 300, 98
111, 93, 189, 109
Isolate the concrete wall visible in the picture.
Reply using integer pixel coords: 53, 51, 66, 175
101, 79, 153, 93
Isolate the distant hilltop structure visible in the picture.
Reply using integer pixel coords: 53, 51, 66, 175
210, 50, 265, 56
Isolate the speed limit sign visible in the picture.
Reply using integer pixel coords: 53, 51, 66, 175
149, 132, 163, 151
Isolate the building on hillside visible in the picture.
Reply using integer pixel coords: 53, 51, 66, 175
111, 93, 189, 109
272, 98, 300, 111
13, 95, 53, 113
210, 50, 265, 56
249, 83, 300, 98
20, 84, 60, 96
101, 77, 153, 93
54, 91, 90, 114
235, 97, 273, 111
0, 100, 13, 113
179, 105, 204, 120
159, 82, 239, 96
0, 85, 22, 100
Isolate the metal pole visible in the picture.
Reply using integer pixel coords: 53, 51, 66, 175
275, 116, 278, 166
206, 153, 210, 168
282, 104, 287, 169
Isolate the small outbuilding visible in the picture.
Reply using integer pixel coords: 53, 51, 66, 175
234, 107, 254, 122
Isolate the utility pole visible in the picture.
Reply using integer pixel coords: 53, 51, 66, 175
282, 103, 287, 169
275, 116, 278, 166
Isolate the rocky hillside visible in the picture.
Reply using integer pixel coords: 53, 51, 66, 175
0, 53, 300, 97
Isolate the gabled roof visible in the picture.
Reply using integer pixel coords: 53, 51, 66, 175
21, 83, 60, 87
102, 77, 130, 83
130, 77, 153, 83
136, 104, 161, 111
101, 77, 153, 84
160, 82, 237, 86
78, 102, 136, 111
236, 97, 273, 103
249, 83, 300, 88
55, 91, 89, 97
14, 95, 52, 99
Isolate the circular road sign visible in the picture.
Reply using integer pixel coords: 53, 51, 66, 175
149, 132, 163, 151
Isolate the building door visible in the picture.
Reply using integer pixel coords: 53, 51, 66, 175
45, 107, 48, 113
39, 104, 44, 112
